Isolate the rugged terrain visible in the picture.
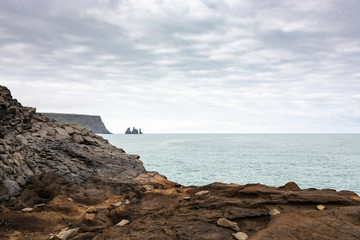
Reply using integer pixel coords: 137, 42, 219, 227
41, 113, 111, 134
1, 85, 360, 240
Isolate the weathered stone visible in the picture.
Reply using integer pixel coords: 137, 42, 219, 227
55, 127, 70, 139
22, 207, 33, 212
4, 179, 21, 197
195, 190, 209, 196
84, 213, 96, 222
217, 218, 240, 231
232, 232, 248, 240
350, 196, 360, 202
142, 184, 154, 191
86, 206, 97, 213
281, 181, 301, 191
53, 227, 79, 240
116, 219, 130, 227
183, 197, 191, 200
317, 205, 325, 210
64, 126, 75, 135
269, 208, 281, 216
72, 134, 84, 144
110, 202, 122, 208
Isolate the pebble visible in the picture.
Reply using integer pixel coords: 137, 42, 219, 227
110, 202, 122, 208
269, 208, 281, 216
195, 190, 209, 196
232, 232, 248, 240
22, 208, 33, 212
183, 197, 191, 200
116, 219, 130, 227
317, 205, 325, 211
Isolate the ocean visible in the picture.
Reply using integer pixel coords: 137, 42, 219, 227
101, 134, 360, 194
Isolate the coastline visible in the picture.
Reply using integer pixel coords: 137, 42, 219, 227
1, 85, 360, 239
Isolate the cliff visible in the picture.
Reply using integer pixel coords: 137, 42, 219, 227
1, 85, 360, 240
41, 113, 111, 134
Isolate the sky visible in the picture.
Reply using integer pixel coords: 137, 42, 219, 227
0, 0, 359, 133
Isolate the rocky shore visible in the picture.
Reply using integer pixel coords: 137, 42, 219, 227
1, 85, 360, 239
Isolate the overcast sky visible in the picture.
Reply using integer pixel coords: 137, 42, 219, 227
0, 0, 359, 133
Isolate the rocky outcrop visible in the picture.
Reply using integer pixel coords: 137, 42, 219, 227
41, 113, 111, 134
0, 85, 172, 205
1, 85, 360, 239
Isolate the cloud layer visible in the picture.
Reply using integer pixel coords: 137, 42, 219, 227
1, 0, 359, 133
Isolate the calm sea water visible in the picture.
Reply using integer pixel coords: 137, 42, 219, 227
101, 134, 360, 194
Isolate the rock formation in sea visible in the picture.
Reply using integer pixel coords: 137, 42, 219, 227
1, 85, 360, 240
125, 127, 142, 134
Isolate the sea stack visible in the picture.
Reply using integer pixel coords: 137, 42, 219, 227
125, 126, 142, 134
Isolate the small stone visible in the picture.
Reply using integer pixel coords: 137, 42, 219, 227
317, 205, 325, 210
34, 203, 46, 208
183, 197, 191, 200
269, 209, 281, 216
195, 190, 209, 196
232, 232, 248, 240
84, 213, 96, 222
142, 185, 154, 191
54, 227, 79, 240
86, 207, 97, 213
124, 199, 130, 205
116, 219, 130, 227
110, 202, 122, 208
22, 207, 33, 212
217, 218, 240, 231
67, 198, 73, 202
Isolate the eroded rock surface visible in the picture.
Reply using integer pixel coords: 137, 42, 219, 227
0, 85, 173, 206
1, 85, 360, 240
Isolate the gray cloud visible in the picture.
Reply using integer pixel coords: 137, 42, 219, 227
0, 0, 359, 133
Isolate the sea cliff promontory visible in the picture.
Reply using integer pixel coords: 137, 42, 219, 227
1, 85, 360, 240
41, 113, 111, 134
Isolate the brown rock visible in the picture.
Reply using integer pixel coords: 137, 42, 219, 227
86, 207, 97, 213
280, 181, 300, 190
217, 218, 240, 231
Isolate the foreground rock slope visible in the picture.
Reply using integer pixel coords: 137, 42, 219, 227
1, 85, 360, 239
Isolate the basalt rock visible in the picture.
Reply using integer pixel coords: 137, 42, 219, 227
0, 85, 173, 206
1, 85, 360, 240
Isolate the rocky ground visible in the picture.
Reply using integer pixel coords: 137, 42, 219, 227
1, 85, 360, 240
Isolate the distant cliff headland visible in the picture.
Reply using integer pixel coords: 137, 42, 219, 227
125, 127, 143, 134
41, 113, 111, 134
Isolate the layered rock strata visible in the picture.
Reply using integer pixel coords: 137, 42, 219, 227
0, 85, 172, 206
1, 85, 360, 240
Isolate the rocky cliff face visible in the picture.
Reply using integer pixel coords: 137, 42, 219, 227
1, 85, 360, 240
0, 85, 171, 205
41, 113, 111, 134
